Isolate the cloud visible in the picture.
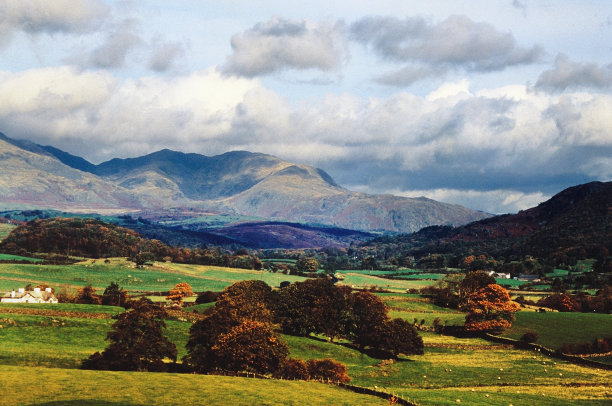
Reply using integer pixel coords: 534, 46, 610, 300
0, 0, 108, 46
535, 54, 612, 92
0, 67, 609, 213
86, 19, 144, 69
223, 17, 348, 77
393, 188, 548, 214
350, 15, 543, 85
148, 41, 186, 72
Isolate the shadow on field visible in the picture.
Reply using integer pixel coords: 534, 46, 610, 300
305, 334, 410, 360
30, 401, 139, 406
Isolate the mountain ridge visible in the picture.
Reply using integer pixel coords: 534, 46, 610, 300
0, 132, 490, 234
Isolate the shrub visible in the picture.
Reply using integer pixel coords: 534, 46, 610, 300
273, 358, 310, 380
521, 331, 539, 343
195, 291, 220, 304
306, 359, 351, 383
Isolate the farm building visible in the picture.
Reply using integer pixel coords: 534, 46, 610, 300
1, 287, 58, 303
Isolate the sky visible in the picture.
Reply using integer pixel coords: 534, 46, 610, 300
1, 0, 611, 214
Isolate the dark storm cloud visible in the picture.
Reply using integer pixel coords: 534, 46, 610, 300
535, 54, 612, 91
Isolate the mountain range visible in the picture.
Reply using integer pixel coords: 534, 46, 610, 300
0, 132, 488, 235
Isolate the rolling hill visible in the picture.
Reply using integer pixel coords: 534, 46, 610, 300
360, 181, 612, 264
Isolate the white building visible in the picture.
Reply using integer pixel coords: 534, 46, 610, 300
1, 287, 58, 303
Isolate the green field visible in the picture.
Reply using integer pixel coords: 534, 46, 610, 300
0, 223, 15, 241
0, 258, 309, 293
0, 253, 43, 263
379, 293, 467, 326
0, 365, 386, 406
0, 300, 610, 405
501, 310, 612, 349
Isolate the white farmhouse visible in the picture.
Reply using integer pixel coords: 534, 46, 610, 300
1, 287, 58, 303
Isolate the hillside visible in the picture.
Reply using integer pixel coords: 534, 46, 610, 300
0, 217, 172, 259
360, 181, 612, 264
0, 132, 489, 234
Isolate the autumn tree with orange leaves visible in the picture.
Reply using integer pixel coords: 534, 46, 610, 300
464, 284, 520, 333
166, 282, 193, 305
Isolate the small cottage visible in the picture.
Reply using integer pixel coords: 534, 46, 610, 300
1, 287, 58, 303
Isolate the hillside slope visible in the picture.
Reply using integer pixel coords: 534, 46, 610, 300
361, 181, 612, 263
0, 133, 489, 233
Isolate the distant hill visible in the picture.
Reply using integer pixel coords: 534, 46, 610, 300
0, 132, 489, 235
0, 217, 172, 258
361, 181, 612, 264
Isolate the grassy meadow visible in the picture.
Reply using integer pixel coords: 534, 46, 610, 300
0, 223, 15, 241
0, 259, 611, 405
501, 310, 612, 349
0, 258, 309, 293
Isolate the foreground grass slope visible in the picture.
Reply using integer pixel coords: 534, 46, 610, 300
0, 365, 386, 406
1, 303, 610, 406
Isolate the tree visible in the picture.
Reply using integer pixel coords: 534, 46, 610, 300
184, 280, 279, 373
459, 270, 496, 306
295, 257, 320, 274
464, 284, 520, 333
349, 291, 390, 349
76, 284, 101, 305
166, 282, 193, 305
276, 279, 351, 339
210, 320, 289, 374
376, 318, 424, 358
101, 282, 129, 307
131, 251, 154, 268
82, 300, 177, 371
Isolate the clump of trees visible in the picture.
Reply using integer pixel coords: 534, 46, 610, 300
274, 279, 423, 358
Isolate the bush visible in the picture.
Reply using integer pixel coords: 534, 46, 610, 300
521, 331, 539, 343
195, 291, 220, 304
273, 358, 310, 380
306, 359, 351, 383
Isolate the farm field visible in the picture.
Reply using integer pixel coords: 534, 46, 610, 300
379, 293, 467, 326
0, 365, 386, 406
1, 300, 610, 405
0, 224, 15, 241
0, 258, 309, 293
501, 310, 612, 350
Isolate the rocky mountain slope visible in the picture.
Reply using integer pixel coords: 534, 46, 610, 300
0, 133, 489, 233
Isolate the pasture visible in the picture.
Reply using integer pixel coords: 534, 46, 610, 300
501, 310, 612, 350
0, 258, 309, 293
1, 299, 610, 405
0, 223, 15, 241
